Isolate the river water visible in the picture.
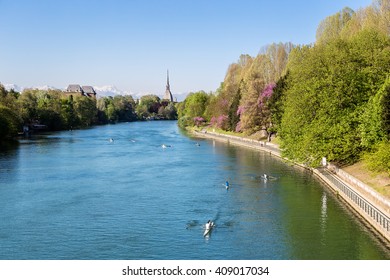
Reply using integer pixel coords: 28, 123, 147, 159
0, 121, 388, 259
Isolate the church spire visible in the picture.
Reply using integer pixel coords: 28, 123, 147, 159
166, 70, 170, 91
163, 69, 173, 102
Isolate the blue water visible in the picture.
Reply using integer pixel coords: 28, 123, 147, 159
0, 121, 389, 259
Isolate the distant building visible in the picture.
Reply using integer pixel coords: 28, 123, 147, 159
81, 86, 96, 97
66, 84, 83, 94
162, 70, 174, 102
65, 84, 96, 98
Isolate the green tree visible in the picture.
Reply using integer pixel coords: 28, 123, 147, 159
364, 140, 390, 176
182, 91, 209, 119
360, 76, 390, 148
227, 87, 241, 131
316, 7, 354, 44
107, 102, 117, 122
111, 95, 137, 121
61, 95, 78, 129
136, 95, 161, 119
35, 90, 63, 130
160, 103, 177, 120
0, 105, 21, 140
18, 89, 38, 123
178, 91, 210, 127
268, 72, 289, 133
73, 96, 97, 126
96, 97, 109, 123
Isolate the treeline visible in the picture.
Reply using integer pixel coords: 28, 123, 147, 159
0, 86, 177, 140
178, 1, 390, 173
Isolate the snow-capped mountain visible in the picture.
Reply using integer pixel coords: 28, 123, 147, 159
94, 85, 158, 99
35, 85, 59, 91
3, 84, 59, 92
3, 84, 24, 92
93, 85, 131, 97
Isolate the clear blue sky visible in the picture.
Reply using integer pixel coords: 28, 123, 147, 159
0, 0, 373, 97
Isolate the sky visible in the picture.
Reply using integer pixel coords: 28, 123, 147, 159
0, 0, 373, 98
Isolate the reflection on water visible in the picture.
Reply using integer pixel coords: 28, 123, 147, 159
320, 192, 328, 245
0, 121, 389, 260
321, 193, 328, 225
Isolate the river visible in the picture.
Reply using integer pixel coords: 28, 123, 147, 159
0, 121, 389, 259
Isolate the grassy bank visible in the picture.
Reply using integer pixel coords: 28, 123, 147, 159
343, 162, 390, 199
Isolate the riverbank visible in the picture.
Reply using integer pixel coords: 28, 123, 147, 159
191, 128, 390, 243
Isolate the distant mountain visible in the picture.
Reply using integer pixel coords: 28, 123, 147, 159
93, 85, 133, 98
35, 85, 59, 91
94, 85, 158, 100
3, 84, 24, 92
3, 84, 59, 92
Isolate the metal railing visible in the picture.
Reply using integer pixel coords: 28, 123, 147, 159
318, 168, 390, 233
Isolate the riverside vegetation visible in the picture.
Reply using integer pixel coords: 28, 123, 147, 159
0, 87, 177, 139
178, 1, 390, 180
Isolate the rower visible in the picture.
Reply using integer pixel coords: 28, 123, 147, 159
225, 181, 229, 189
263, 174, 268, 180
205, 220, 212, 230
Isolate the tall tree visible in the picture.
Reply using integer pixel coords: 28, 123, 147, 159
316, 7, 355, 44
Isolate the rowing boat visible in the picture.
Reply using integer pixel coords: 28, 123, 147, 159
203, 222, 214, 237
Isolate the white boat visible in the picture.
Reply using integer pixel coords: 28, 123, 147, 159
203, 221, 214, 237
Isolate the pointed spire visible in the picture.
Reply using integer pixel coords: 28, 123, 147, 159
163, 69, 173, 102
166, 69, 170, 91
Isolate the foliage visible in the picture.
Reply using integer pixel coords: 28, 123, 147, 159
268, 72, 288, 132
136, 95, 160, 118
359, 76, 390, 148
61, 95, 77, 129
35, 90, 64, 130
210, 115, 229, 130
280, 27, 390, 165
227, 88, 241, 131
97, 95, 137, 123
183, 91, 209, 119
363, 140, 390, 176
380, 76, 390, 139
178, 91, 210, 127
199, 43, 293, 135
134, 94, 176, 120
0, 105, 21, 140
73, 95, 97, 127
316, 7, 355, 44
159, 102, 178, 120
193, 116, 205, 127
0, 80, 178, 139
